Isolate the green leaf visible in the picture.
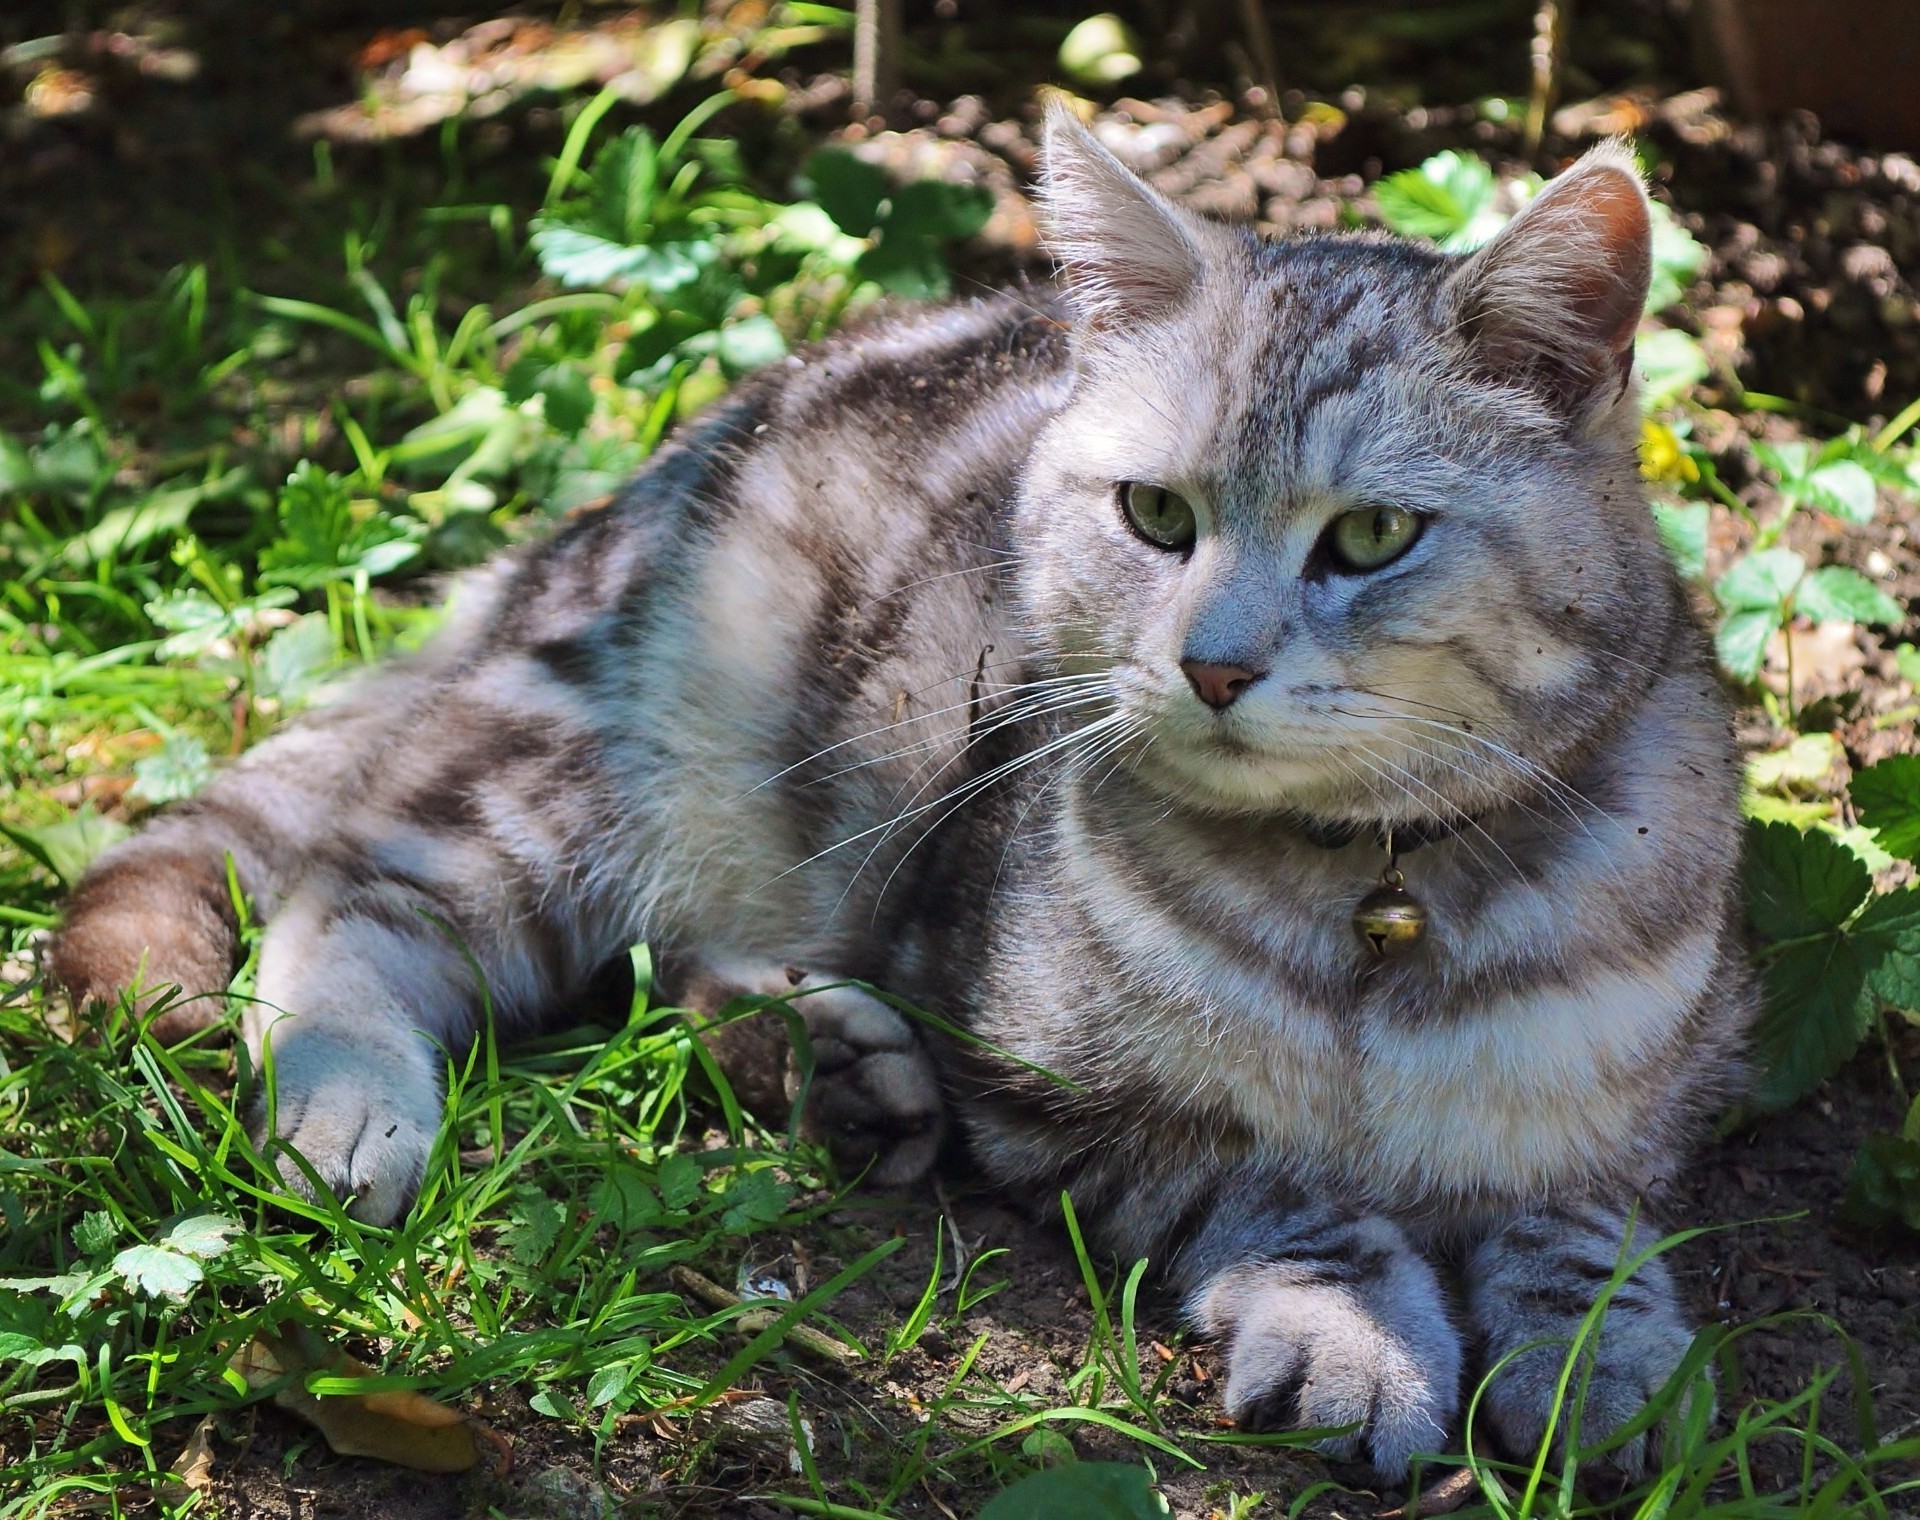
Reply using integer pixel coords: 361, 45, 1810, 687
161, 1213, 241, 1260
657, 1152, 702, 1212
1645, 202, 1708, 313
110, 1243, 204, 1300
1751, 934, 1873, 1110
528, 1387, 577, 1421
260, 462, 423, 590
504, 1192, 562, 1267
1840, 1133, 1920, 1233
1804, 460, 1879, 523
73, 1210, 116, 1257
1650, 500, 1708, 581
1715, 547, 1806, 613
977, 1462, 1172, 1520
716, 314, 788, 375
1793, 565, 1903, 627
1058, 14, 1143, 84
805, 148, 891, 238
883, 179, 994, 244
529, 226, 717, 295
1856, 886, 1920, 1014
586, 1363, 630, 1408
1715, 608, 1781, 683
1895, 643, 1920, 685
1747, 732, 1842, 792
1744, 821, 1870, 940
1754, 439, 1811, 486
1374, 151, 1499, 249
131, 732, 213, 805
1636, 328, 1708, 412
257, 615, 338, 706
720, 1169, 793, 1233
0, 805, 130, 887
1853, 757, 1920, 864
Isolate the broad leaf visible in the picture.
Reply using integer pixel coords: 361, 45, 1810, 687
0, 805, 130, 886
529, 226, 716, 295
131, 733, 213, 805
1650, 500, 1708, 581
111, 1243, 205, 1300
1636, 328, 1708, 413
1804, 460, 1879, 523
1744, 821, 1869, 940
978, 1462, 1172, 1520
806, 148, 891, 239
1852, 757, 1920, 864
1841, 1133, 1920, 1234
1715, 608, 1781, 684
1856, 886, 1920, 1014
1793, 565, 1903, 627
162, 1213, 242, 1260
1715, 547, 1806, 612
1751, 935, 1873, 1110
1374, 151, 1500, 249
257, 615, 338, 705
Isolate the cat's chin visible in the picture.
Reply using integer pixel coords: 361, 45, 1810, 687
1132, 743, 1383, 819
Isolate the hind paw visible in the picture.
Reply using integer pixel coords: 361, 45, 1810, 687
686, 962, 945, 1184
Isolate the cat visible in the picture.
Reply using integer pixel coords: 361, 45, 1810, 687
48, 109, 1754, 1480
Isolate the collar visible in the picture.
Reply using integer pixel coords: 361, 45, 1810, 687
1286, 810, 1472, 856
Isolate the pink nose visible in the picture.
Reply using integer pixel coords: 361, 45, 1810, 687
1181, 659, 1261, 711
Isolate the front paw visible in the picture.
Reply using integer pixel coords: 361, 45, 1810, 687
1198, 1228, 1462, 1478
786, 975, 944, 1185
1476, 1313, 1700, 1481
252, 1021, 442, 1225
1467, 1208, 1705, 1481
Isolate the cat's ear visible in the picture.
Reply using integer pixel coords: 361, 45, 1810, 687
1039, 102, 1216, 332
1447, 140, 1652, 420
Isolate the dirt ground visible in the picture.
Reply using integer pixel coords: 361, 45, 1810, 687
4, 1, 1919, 1516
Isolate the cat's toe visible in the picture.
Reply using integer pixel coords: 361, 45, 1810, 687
252, 1022, 442, 1225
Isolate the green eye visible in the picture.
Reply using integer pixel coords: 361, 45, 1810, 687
1328, 504, 1422, 572
1120, 482, 1197, 552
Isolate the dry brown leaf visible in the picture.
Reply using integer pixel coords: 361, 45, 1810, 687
231, 1329, 485, 1474
157, 1412, 217, 1507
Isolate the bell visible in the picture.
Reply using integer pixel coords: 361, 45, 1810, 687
1353, 874, 1428, 957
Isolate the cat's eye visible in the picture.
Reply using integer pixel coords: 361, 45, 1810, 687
1326, 504, 1423, 572
1120, 483, 1197, 552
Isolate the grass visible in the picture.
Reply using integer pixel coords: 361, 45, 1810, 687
2, 25, 1918, 1520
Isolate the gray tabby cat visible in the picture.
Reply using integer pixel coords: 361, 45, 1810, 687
50, 111, 1752, 1479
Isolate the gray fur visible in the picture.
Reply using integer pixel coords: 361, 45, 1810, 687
50, 114, 1751, 1478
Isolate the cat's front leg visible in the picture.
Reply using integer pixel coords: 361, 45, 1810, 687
1465, 1201, 1702, 1479
678, 959, 945, 1184
1178, 1176, 1463, 1477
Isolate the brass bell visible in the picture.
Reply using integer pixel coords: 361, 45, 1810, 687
1353, 869, 1427, 957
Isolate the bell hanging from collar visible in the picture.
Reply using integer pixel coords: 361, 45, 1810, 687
1353, 865, 1428, 957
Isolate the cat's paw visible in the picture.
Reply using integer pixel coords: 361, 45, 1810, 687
1476, 1313, 1700, 1481
250, 1020, 442, 1225
1197, 1224, 1462, 1478
1467, 1206, 1704, 1482
785, 975, 945, 1184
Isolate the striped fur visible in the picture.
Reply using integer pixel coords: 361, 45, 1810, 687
49, 116, 1752, 1476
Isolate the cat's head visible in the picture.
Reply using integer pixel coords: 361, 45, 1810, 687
1016, 106, 1674, 825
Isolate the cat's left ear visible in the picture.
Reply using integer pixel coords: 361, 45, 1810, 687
1447, 140, 1651, 422
1038, 102, 1224, 334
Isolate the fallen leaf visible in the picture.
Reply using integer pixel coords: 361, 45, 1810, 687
232, 1329, 486, 1473
158, 1412, 217, 1506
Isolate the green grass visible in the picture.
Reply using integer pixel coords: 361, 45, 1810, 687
2, 49, 1919, 1520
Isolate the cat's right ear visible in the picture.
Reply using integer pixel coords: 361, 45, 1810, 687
1039, 103, 1215, 332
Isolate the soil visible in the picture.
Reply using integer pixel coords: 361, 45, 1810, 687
3, 1, 1918, 1516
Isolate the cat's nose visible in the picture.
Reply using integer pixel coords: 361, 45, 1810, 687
1181, 659, 1263, 711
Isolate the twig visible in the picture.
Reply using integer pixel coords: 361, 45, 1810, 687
669, 1265, 863, 1367
1234, 0, 1282, 108
851, 0, 901, 118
